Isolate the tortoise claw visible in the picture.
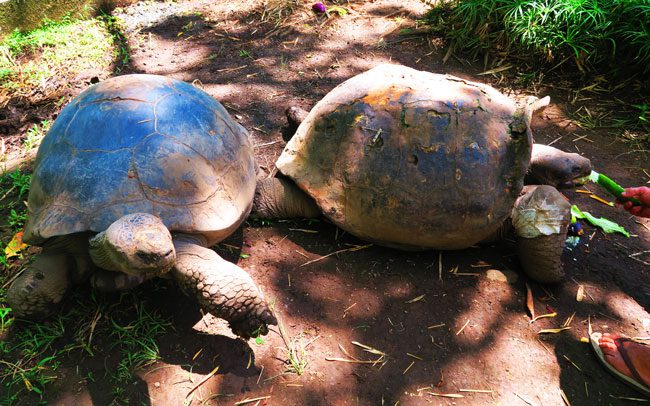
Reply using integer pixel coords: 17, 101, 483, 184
230, 309, 278, 339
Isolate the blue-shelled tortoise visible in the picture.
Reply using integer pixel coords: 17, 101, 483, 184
7, 74, 276, 338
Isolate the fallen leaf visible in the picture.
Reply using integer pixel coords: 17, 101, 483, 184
427, 392, 464, 398
5, 231, 27, 259
560, 389, 571, 405
405, 294, 426, 304
526, 283, 535, 320
531, 312, 557, 323
538, 327, 571, 334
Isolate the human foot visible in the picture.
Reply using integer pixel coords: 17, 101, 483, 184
596, 333, 650, 394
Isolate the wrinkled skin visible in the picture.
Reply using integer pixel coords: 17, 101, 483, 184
526, 144, 592, 188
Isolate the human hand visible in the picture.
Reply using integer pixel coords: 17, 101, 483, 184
618, 186, 650, 218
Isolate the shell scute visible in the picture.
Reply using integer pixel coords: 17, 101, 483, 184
65, 99, 156, 151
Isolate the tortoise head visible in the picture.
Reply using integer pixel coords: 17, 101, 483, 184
527, 144, 592, 188
519, 96, 592, 188
90, 213, 176, 276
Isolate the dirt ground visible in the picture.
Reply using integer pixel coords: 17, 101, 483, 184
2, 0, 649, 405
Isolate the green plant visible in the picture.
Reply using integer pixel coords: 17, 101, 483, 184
108, 296, 172, 385
99, 13, 130, 71
426, 0, 650, 74
8, 209, 27, 229
633, 102, 649, 124
276, 321, 319, 376
24, 120, 51, 150
0, 15, 114, 93
0, 250, 8, 268
285, 339, 308, 375
0, 307, 12, 333
0, 286, 173, 404
1, 170, 31, 199
0, 318, 67, 404
0, 171, 30, 233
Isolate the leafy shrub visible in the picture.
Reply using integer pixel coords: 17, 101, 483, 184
426, 0, 650, 74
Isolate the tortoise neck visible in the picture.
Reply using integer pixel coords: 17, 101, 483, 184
172, 233, 208, 247
43, 233, 90, 255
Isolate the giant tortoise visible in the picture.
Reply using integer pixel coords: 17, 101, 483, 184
253, 64, 591, 283
7, 74, 276, 338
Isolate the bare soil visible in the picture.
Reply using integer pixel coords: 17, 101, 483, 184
1, 0, 649, 405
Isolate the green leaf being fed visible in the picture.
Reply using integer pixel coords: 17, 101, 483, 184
570, 205, 630, 237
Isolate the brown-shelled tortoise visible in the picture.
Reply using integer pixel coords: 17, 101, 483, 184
6, 74, 276, 338
253, 64, 592, 283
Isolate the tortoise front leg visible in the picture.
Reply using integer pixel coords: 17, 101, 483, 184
512, 185, 571, 283
6, 254, 70, 320
171, 233, 277, 339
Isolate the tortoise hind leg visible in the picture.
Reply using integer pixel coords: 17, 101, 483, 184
171, 233, 277, 339
512, 185, 571, 283
6, 254, 70, 320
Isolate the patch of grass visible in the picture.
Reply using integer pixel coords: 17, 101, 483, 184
7, 209, 27, 230
0, 296, 111, 404
23, 120, 51, 151
109, 296, 172, 388
0, 308, 12, 333
276, 321, 319, 376
0, 170, 31, 240
0, 15, 114, 100
1, 317, 67, 404
284, 337, 308, 375
99, 12, 131, 72
0, 286, 173, 404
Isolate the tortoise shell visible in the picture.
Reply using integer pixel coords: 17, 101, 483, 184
24, 74, 256, 246
276, 64, 532, 249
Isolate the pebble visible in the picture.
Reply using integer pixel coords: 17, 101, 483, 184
485, 269, 518, 284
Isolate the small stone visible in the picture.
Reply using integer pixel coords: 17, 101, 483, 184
486, 269, 518, 284
154, 382, 160, 388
